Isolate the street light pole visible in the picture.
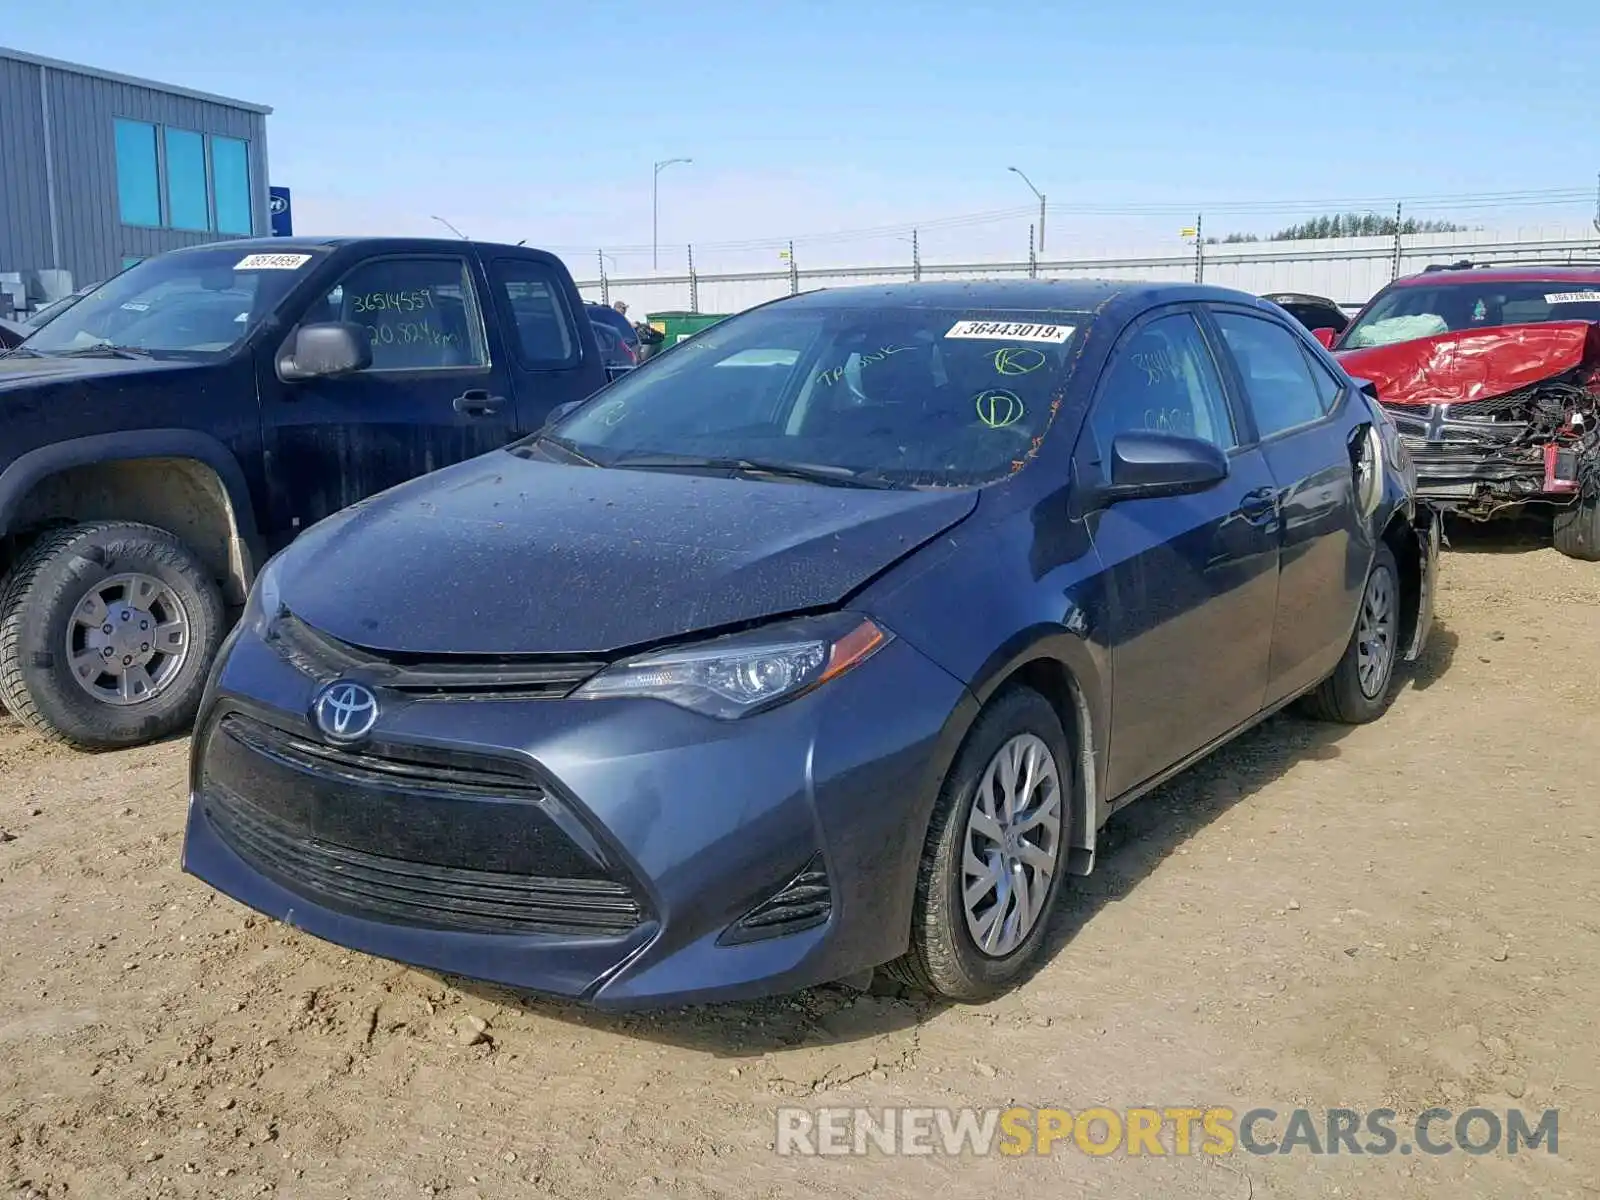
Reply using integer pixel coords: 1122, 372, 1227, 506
1007, 167, 1045, 254
653, 157, 692, 271
430, 214, 468, 240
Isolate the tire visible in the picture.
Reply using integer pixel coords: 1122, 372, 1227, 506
1300, 542, 1401, 725
1553, 494, 1600, 561
886, 686, 1073, 1002
0, 522, 226, 749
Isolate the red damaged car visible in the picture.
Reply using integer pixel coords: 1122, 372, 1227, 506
1307, 263, 1600, 560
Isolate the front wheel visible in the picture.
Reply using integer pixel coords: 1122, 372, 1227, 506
886, 686, 1073, 1002
1300, 542, 1401, 725
1553, 493, 1600, 561
0, 522, 226, 749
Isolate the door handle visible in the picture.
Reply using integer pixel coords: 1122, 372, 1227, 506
1239, 486, 1278, 526
453, 389, 506, 417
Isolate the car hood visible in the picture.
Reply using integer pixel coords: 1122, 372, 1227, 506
277, 451, 980, 656
0, 352, 186, 391
1335, 321, 1599, 408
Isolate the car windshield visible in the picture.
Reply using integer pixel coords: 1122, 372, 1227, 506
22, 247, 323, 358
541, 304, 1089, 488
1342, 279, 1600, 349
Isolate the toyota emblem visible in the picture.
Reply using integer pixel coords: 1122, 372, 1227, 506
311, 680, 379, 743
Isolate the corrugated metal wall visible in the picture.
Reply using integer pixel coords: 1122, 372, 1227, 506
0, 54, 270, 290
0, 57, 54, 275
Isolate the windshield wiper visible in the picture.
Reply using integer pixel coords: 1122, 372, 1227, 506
528, 432, 602, 467
610, 451, 898, 489
46, 343, 152, 360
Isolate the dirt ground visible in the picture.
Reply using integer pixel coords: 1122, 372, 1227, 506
3, 527, 1599, 1200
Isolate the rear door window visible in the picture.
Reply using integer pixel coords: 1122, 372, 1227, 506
489, 260, 579, 368
1210, 311, 1328, 438
313, 256, 488, 372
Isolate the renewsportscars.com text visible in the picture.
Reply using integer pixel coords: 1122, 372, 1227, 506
775, 1106, 1559, 1158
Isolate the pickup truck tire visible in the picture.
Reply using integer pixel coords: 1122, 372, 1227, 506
1553, 494, 1600, 561
0, 522, 225, 749
1300, 542, 1400, 725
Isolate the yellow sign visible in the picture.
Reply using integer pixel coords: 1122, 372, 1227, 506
1180, 227, 1197, 238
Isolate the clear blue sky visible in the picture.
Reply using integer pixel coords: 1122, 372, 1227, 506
7, 0, 1598, 273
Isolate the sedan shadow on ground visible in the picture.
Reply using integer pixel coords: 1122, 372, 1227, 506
448, 641, 1461, 1059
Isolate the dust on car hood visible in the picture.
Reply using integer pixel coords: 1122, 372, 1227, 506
276, 450, 979, 657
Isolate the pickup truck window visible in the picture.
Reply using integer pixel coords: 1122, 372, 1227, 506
20, 246, 314, 359
488, 259, 579, 368
312, 257, 487, 372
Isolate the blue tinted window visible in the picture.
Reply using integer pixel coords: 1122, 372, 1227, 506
164, 128, 209, 231
211, 137, 252, 235
113, 120, 161, 227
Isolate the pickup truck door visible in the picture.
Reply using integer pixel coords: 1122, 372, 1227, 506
480, 254, 611, 428
258, 250, 523, 546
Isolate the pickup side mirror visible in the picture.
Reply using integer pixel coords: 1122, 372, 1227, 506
1310, 327, 1339, 350
1103, 432, 1229, 501
278, 322, 372, 382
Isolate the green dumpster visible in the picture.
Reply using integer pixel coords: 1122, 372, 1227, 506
647, 311, 728, 347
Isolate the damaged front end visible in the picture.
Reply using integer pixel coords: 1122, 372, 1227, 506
1340, 322, 1600, 520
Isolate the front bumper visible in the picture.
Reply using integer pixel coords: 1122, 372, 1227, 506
1385, 403, 1582, 513
181, 619, 968, 1009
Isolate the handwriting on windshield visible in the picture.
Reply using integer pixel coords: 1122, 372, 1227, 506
991, 346, 1046, 376
975, 389, 1026, 429
816, 345, 913, 387
1143, 407, 1193, 434
353, 290, 435, 315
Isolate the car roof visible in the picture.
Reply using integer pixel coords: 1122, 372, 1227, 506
1391, 264, 1600, 288
773, 278, 1270, 315
162, 235, 563, 259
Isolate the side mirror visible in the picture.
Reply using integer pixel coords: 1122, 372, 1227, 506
278, 322, 372, 382
604, 363, 634, 382
1311, 327, 1338, 350
1104, 432, 1229, 501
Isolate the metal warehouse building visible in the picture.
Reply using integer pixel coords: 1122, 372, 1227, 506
0, 46, 271, 309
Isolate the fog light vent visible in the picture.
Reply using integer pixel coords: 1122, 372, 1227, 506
720, 853, 832, 945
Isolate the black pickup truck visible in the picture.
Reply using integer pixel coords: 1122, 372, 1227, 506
0, 236, 611, 749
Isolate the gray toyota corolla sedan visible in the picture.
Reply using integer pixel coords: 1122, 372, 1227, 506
182, 280, 1438, 1008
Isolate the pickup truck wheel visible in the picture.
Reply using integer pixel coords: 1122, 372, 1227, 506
0, 522, 225, 749
1553, 494, 1600, 561
1299, 542, 1400, 725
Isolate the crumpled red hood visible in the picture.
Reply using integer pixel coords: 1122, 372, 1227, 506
1334, 321, 1599, 408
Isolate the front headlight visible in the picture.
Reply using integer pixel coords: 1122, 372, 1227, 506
574, 614, 891, 719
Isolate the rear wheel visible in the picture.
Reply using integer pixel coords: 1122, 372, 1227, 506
887, 686, 1072, 1002
0, 522, 225, 749
1300, 542, 1400, 724
1553, 494, 1600, 561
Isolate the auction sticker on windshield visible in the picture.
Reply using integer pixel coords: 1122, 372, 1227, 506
1545, 291, 1600, 304
234, 253, 313, 271
946, 320, 1073, 344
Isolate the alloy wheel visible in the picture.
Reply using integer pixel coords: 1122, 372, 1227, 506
65, 572, 191, 706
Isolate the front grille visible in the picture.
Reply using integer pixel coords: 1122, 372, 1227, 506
720, 853, 832, 945
199, 712, 648, 938
207, 786, 644, 937
221, 713, 544, 801
267, 613, 604, 699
